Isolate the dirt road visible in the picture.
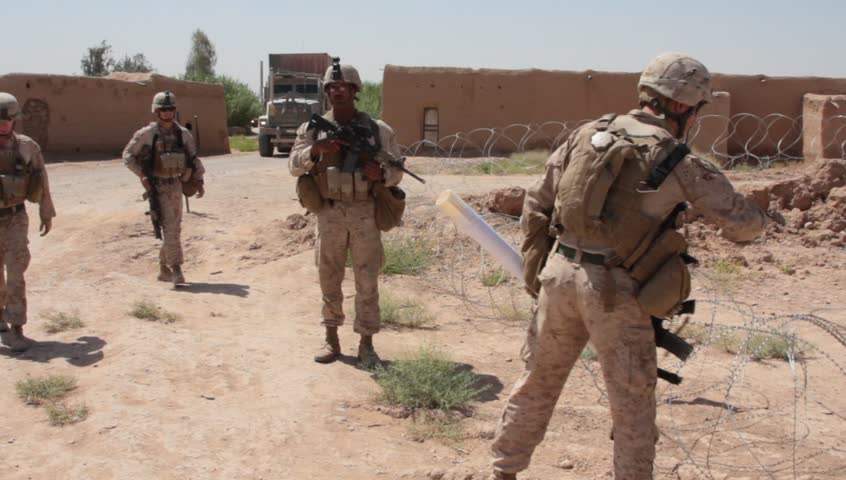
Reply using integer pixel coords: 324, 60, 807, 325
0, 152, 843, 480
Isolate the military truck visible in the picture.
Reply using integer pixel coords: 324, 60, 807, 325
256, 54, 332, 157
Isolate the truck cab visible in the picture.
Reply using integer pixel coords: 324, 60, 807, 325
257, 73, 326, 157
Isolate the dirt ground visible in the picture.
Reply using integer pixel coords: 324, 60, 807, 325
0, 152, 844, 480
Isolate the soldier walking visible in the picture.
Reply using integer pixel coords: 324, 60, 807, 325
123, 91, 205, 285
0, 93, 57, 352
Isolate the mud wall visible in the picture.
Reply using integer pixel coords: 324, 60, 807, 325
383, 65, 846, 159
0, 73, 229, 157
803, 94, 846, 163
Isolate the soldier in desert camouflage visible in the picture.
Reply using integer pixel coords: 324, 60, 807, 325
289, 60, 404, 369
0, 92, 57, 352
123, 91, 205, 286
489, 53, 767, 480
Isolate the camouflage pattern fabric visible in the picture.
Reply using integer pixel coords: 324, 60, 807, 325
290, 109, 404, 337
493, 109, 766, 479
0, 134, 56, 327
315, 200, 383, 336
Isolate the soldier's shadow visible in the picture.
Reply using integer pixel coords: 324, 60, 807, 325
0, 336, 106, 367
456, 362, 505, 402
177, 282, 250, 297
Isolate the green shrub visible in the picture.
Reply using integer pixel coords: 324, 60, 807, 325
382, 237, 433, 275
380, 292, 435, 329
130, 300, 180, 324
16, 375, 78, 405
481, 267, 508, 287
43, 311, 84, 334
376, 348, 487, 411
46, 403, 89, 426
718, 332, 800, 361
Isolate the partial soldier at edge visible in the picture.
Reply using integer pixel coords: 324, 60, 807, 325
488, 53, 766, 480
0, 92, 57, 352
123, 91, 206, 286
289, 59, 404, 369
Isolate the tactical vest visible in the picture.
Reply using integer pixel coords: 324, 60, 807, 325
151, 127, 188, 179
553, 113, 694, 317
311, 112, 382, 202
0, 144, 31, 207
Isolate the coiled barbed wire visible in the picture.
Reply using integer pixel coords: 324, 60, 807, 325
398, 114, 846, 169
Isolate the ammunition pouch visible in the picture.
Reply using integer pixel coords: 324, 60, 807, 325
637, 255, 692, 318
372, 182, 405, 232
182, 177, 203, 198
316, 167, 372, 202
0, 174, 29, 207
296, 174, 324, 214
154, 151, 187, 178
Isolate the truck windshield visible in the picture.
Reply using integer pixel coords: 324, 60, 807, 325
274, 84, 319, 95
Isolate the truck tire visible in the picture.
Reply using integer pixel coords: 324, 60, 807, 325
259, 135, 274, 157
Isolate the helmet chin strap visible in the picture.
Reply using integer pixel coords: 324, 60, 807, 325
648, 98, 701, 141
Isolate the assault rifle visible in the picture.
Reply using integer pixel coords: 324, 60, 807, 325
140, 147, 162, 240
305, 113, 425, 184
654, 316, 695, 385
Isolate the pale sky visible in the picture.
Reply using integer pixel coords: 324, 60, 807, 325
5, 0, 845, 93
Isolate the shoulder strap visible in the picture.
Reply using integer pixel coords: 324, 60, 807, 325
174, 127, 185, 149
638, 144, 690, 192
150, 134, 158, 170
595, 113, 618, 132
369, 118, 382, 151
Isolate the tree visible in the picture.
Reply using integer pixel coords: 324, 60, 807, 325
184, 30, 217, 81
216, 75, 262, 128
80, 40, 114, 77
112, 53, 154, 73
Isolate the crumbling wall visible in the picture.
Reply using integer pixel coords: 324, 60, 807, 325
803, 94, 846, 163
0, 73, 229, 157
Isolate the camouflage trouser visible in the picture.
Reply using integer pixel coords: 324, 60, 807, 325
492, 252, 658, 480
0, 208, 31, 327
315, 200, 384, 336
155, 179, 184, 267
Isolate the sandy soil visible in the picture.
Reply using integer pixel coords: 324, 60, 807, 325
0, 152, 843, 480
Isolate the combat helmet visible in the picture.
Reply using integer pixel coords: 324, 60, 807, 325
152, 91, 177, 113
323, 58, 363, 91
0, 93, 21, 121
638, 52, 712, 107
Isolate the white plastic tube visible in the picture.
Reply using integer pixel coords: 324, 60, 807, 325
435, 190, 524, 279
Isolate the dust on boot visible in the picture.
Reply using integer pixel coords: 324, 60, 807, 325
314, 326, 341, 363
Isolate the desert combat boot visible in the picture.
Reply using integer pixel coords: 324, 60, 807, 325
158, 264, 173, 282
171, 265, 186, 285
489, 473, 517, 480
1, 325, 35, 352
314, 326, 341, 363
357, 335, 381, 370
